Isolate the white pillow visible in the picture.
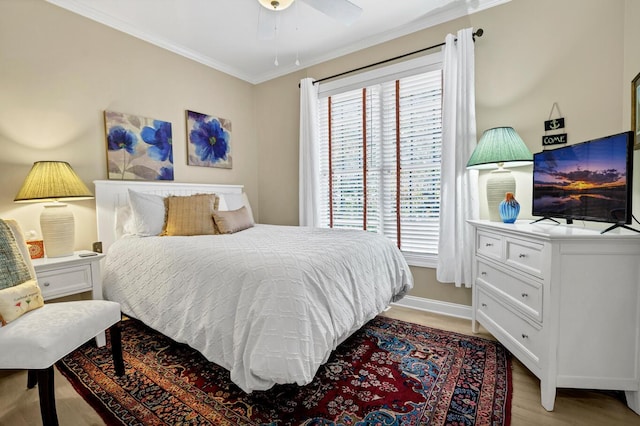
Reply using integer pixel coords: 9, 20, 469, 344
114, 205, 133, 238
127, 189, 166, 236
217, 194, 229, 212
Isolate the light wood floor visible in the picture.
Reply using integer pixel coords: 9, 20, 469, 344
1, 306, 638, 425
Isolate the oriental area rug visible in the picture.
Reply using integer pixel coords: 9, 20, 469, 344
57, 316, 512, 425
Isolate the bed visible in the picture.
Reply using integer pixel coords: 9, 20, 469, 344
94, 180, 413, 393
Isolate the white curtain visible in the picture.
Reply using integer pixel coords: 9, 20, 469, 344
437, 28, 479, 287
299, 77, 320, 227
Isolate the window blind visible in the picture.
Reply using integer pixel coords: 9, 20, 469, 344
317, 56, 443, 267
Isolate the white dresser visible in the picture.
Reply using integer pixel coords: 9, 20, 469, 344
469, 220, 640, 414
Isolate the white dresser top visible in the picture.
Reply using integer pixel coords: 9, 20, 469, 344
468, 220, 640, 240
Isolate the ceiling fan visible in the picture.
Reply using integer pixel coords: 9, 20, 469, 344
257, 0, 363, 40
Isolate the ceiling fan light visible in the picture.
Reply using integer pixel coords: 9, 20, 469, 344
258, 0, 295, 11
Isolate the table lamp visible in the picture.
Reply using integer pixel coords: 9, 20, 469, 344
14, 161, 93, 257
467, 127, 533, 221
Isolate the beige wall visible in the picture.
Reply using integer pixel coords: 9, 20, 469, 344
0, 0, 259, 251
255, 0, 636, 305
2, 0, 637, 308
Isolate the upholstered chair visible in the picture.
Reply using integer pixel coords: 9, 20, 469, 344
0, 219, 124, 426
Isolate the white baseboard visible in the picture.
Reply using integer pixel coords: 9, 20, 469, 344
392, 295, 472, 320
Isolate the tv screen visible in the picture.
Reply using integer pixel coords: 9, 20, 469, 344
532, 131, 634, 226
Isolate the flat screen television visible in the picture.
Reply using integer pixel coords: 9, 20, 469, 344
531, 131, 636, 233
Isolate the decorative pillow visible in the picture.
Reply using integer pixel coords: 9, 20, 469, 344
163, 194, 219, 236
128, 190, 166, 236
221, 192, 255, 223
212, 206, 255, 234
0, 279, 44, 326
0, 219, 32, 290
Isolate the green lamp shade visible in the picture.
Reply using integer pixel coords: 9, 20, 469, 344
467, 127, 533, 169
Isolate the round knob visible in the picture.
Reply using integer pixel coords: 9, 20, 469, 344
43, 282, 50, 287
485, 243, 493, 247
521, 333, 528, 339
519, 253, 526, 258
481, 271, 487, 276
521, 293, 528, 298
481, 303, 487, 307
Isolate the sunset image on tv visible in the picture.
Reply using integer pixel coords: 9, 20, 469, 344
532, 132, 631, 223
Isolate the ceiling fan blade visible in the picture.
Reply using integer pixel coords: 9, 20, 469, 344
257, 7, 278, 40
302, 0, 363, 26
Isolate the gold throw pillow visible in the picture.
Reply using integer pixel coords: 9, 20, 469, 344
163, 194, 219, 236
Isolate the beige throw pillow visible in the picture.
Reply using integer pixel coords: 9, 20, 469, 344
0, 279, 44, 326
163, 194, 219, 236
212, 206, 255, 234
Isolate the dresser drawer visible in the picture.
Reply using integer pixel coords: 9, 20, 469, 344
505, 237, 545, 277
37, 264, 92, 300
476, 260, 542, 321
477, 289, 542, 366
477, 231, 502, 261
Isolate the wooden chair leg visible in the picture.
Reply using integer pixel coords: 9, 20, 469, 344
36, 366, 59, 426
27, 369, 38, 389
110, 323, 125, 376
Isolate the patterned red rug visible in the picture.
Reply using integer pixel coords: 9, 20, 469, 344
57, 316, 511, 425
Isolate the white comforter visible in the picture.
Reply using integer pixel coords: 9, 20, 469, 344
103, 224, 413, 392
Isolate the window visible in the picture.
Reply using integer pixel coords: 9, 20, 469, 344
317, 54, 443, 267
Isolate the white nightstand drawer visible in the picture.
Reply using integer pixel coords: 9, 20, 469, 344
476, 260, 542, 321
477, 231, 502, 261
505, 237, 544, 277
37, 264, 92, 300
477, 289, 542, 366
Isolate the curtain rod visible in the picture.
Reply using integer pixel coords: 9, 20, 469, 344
308, 28, 484, 86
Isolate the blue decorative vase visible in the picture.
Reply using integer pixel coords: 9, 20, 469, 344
499, 192, 520, 223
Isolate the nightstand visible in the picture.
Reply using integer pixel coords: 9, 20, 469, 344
32, 251, 105, 301
32, 251, 108, 345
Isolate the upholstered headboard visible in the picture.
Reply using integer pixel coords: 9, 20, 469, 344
94, 180, 244, 253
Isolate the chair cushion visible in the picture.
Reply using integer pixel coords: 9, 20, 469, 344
0, 300, 121, 369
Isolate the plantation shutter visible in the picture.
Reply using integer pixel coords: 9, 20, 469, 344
318, 55, 443, 267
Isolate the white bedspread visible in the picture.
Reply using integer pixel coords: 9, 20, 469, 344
103, 224, 413, 392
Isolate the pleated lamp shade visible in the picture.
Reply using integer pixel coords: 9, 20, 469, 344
467, 127, 532, 222
14, 161, 93, 257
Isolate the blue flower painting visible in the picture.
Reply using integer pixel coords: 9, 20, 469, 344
105, 111, 174, 180
186, 110, 232, 169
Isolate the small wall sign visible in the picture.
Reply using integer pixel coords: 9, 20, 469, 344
543, 103, 567, 146
542, 133, 568, 146
544, 118, 565, 131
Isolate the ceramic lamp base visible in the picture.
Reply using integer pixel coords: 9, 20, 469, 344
40, 203, 74, 257
486, 169, 516, 222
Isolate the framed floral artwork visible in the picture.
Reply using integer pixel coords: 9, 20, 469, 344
104, 110, 174, 180
632, 71, 640, 150
186, 110, 232, 169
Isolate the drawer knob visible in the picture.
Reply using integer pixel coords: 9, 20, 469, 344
43, 282, 50, 287
521, 292, 528, 298
485, 243, 493, 247
518, 253, 527, 258
481, 271, 487, 276
481, 303, 487, 307
521, 333, 529, 339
